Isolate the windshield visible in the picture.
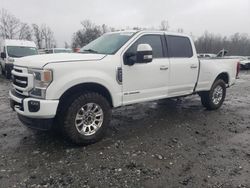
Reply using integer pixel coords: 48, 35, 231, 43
79, 32, 135, 55
7, 46, 38, 58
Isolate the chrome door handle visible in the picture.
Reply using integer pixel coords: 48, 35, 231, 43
190, 64, 198, 69
160, 66, 169, 70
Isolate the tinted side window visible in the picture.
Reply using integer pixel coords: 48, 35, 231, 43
127, 35, 164, 58
167, 36, 193, 58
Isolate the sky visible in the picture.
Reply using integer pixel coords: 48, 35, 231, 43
1, 0, 250, 47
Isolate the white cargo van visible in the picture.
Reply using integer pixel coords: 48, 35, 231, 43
0, 39, 38, 79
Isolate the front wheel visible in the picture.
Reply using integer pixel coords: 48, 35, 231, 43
0, 64, 3, 76
200, 79, 226, 110
58, 92, 111, 145
5, 67, 11, 79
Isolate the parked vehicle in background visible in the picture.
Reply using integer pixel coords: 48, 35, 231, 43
198, 53, 216, 58
0, 40, 38, 79
45, 48, 73, 54
216, 49, 228, 57
38, 49, 46, 54
240, 56, 250, 69
73, 48, 81, 53
198, 49, 228, 59
9, 30, 240, 145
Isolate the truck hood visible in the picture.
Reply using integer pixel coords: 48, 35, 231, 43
14, 53, 106, 68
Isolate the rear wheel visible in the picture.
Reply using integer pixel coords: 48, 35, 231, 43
58, 92, 111, 145
200, 79, 226, 110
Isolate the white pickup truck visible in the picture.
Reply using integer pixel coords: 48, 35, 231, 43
9, 31, 240, 145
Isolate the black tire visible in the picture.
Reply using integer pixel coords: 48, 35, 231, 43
5, 67, 11, 79
58, 92, 111, 145
0, 64, 4, 75
200, 79, 226, 110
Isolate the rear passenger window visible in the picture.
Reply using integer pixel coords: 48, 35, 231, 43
127, 35, 164, 58
167, 36, 193, 58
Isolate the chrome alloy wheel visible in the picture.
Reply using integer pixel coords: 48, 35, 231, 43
75, 103, 104, 136
212, 85, 223, 105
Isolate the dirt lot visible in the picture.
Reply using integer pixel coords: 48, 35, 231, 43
0, 71, 250, 188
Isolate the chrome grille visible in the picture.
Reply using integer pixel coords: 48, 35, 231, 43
13, 75, 28, 88
12, 66, 34, 96
14, 68, 22, 73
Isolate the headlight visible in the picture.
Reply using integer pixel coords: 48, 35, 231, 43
28, 69, 53, 99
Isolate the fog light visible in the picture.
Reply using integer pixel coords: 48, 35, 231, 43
28, 100, 40, 112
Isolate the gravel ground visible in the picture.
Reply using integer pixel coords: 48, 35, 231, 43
0, 71, 250, 188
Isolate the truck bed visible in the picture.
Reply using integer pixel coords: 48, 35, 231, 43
196, 58, 239, 92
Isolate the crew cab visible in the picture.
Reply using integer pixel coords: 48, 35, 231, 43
0, 39, 38, 79
9, 31, 240, 145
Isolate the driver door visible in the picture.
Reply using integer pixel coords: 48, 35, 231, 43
122, 34, 170, 105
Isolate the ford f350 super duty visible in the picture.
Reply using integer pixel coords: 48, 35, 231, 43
9, 30, 240, 145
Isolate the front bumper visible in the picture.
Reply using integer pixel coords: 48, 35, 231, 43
17, 114, 54, 130
9, 89, 59, 119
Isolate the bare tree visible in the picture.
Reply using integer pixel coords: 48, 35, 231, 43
0, 8, 21, 39
32, 24, 43, 49
0, 9, 57, 48
81, 20, 94, 30
160, 20, 169, 31
41, 24, 55, 48
32, 24, 55, 49
101, 24, 109, 34
19, 23, 32, 40
195, 31, 250, 56
64, 42, 69, 48
177, 28, 184, 33
72, 20, 102, 48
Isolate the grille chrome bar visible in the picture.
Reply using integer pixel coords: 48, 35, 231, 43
15, 79, 27, 85
11, 66, 34, 95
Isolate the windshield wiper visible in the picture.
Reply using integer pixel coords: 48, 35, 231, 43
82, 49, 99, 54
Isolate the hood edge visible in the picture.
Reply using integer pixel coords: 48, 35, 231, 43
41, 54, 107, 68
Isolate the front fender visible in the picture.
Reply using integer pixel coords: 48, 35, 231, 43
46, 69, 122, 107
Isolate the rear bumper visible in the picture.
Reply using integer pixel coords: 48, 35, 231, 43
9, 89, 59, 119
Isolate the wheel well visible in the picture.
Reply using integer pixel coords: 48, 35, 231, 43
58, 83, 113, 108
215, 72, 229, 84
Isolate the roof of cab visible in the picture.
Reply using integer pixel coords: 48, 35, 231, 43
3, 39, 37, 48
108, 30, 191, 38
